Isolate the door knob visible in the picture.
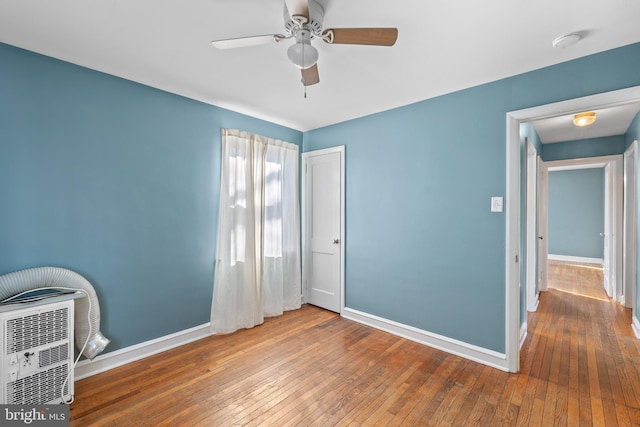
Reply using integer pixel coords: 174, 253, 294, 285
538, 236, 543, 240
600, 232, 605, 237
333, 239, 340, 244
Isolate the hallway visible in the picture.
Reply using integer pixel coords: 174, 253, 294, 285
521, 260, 640, 425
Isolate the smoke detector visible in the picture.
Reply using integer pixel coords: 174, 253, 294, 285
552, 33, 581, 49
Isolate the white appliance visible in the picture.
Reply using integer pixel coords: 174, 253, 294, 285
0, 298, 75, 404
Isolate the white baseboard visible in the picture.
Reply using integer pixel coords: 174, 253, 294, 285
632, 316, 640, 339
76, 308, 514, 379
548, 254, 603, 266
341, 307, 508, 372
519, 322, 528, 349
74, 323, 211, 380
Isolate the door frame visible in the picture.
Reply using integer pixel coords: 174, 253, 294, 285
624, 140, 638, 310
301, 145, 346, 313
537, 156, 549, 293
505, 85, 640, 373
525, 138, 539, 312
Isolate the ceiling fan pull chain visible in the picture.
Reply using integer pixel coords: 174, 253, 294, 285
301, 41, 308, 97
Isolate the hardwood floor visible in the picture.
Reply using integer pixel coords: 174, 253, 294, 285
70, 263, 640, 426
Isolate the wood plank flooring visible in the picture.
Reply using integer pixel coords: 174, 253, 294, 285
70, 262, 640, 426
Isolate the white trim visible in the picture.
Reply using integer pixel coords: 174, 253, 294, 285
301, 145, 344, 158
633, 316, 640, 339
623, 141, 638, 310
342, 307, 509, 372
301, 145, 346, 313
519, 322, 528, 349
74, 323, 211, 380
506, 103, 521, 373
538, 157, 549, 293
610, 159, 623, 302
525, 139, 538, 312
506, 85, 640, 373
548, 254, 604, 265
546, 155, 621, 171
339, 147, 345, 313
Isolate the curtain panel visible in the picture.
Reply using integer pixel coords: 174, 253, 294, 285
211, 129, 301, 334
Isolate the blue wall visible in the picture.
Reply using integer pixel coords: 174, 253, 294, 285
0, 43, 302, 352
625, 112, 640, 151
548, 169, 604, 259
542, 135, 625, 161
304, 42, 640, 353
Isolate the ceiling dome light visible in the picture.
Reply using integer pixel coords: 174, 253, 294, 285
287, 41, 319, 69
552, 33, 581, 49
573, 111, 596, 127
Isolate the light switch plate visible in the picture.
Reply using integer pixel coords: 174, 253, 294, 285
491, 196, 503, 212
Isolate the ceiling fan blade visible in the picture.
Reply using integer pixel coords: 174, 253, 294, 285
284, 0, 309, 20
323, 28, 398, 46
301, 64, 319, 86
211, 34, 279, 50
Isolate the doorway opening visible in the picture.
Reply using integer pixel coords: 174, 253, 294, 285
505, 85, 640, 372
540, 156, 623, 302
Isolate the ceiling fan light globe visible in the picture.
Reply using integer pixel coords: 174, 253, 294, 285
287, 42, 319, 69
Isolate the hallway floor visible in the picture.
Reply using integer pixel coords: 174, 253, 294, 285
520, 260, 640, 425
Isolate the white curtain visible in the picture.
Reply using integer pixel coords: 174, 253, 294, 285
211, 129, 301, 334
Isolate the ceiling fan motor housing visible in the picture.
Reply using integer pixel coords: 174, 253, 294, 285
284, 0, 324, 37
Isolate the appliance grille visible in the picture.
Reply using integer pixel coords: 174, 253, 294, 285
39, 343, 69, 368
5, 308, 69, 354
6, 364, 69, 405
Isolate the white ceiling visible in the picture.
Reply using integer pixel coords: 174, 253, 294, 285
1, 0, 640, 132
533, 102, 640, 144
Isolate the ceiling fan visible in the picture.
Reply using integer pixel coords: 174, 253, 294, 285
211, 0, 398, 87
